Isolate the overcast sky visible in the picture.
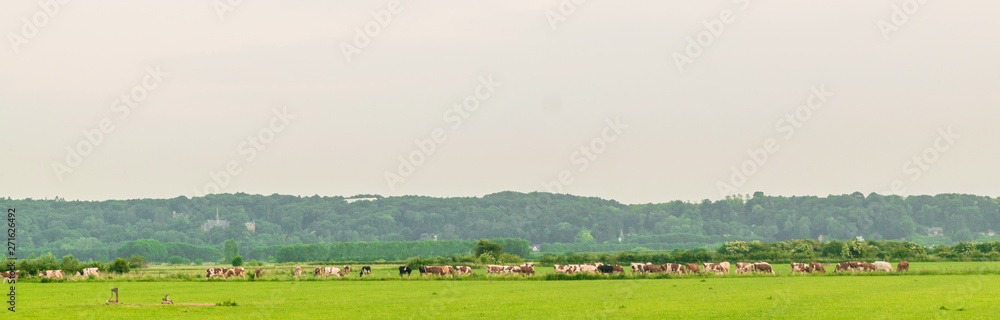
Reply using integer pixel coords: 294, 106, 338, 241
2, 1, 999, 204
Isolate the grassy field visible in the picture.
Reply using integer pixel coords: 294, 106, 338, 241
11, 261, 1000, 319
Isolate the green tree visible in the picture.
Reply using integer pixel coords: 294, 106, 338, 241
475, 239, 502, 258
167, 256, 190, 265
194, 258, 204, 266
224, 239, 239, 263
231, 255, 243, 267
110, 258, 130, 274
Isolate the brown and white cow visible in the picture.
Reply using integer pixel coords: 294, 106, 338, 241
897, 261, 909, 272
834, 262, 851, 273
735, 262, 754, 274
255, 268, 264, 278
630, 263, 646, 274
454, 266, 472, 276
643, 263, 663, 274
1, 270, 20, 283
684, 263, 700, 274
703, 262, 729, 275
293, 266, 302, 278
554, 264, 573, 274
662, 263, 684, 274
231, 267, 246, 279
516, 265, 535, 276
791, 262, 812, 274
753, 262, 774, 275
810, 262, 826, 273
76, 267, 100, 279
487, 265, 505, 276
207, 267, 227, 279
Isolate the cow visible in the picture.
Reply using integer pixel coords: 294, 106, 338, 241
791, 262, 812, 274
206, 267, 227, 279
873, 261, 893, 272
1, 271, 20, 283
611, 264, 624, 273
859, 262, 876, 272
516, 265, 535, 276
578, 264, 599, 274
226, 269, 236, 278
753, 262, 774, 275
255, 268, 264, 278
684, 263, 700, 274
359, 266, 372, 277
643, 263, 663, 274
630, 263, 646, 274
834, 262, 851, 273
897, 261, 909, 272
398, 266, 412, 277
703, 263, 728, 275
78, 267, 100, 279
420, 266, 449, 277
597, 265, 616, 274
454, 266, 472, 276
810, 262, 826, 273
231, 267, 246, 279
487, 265, 505, 276
553, 264, 573, 274
661, 263, 684, 274
735, 262, 754, 274
293, 266, 302, 278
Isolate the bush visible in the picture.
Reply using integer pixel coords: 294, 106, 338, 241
243, 259, 264, 267
110, 258, 131, 274
194, 258, 204, 266
232, 256, 243, 267
475, 239, 502, 258
216, 299, 237, 307
167, 256, 191, 265
127, 255, 147, 269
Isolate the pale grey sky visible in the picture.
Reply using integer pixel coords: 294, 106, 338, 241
2, 1, 999, 204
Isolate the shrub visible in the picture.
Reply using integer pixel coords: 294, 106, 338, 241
216, 299, 237, 307
232, 256, 243, 267
167, 256, 191, 265
110, 258, 131, 274
127, 255, 148, 269
194, 258, 204, 266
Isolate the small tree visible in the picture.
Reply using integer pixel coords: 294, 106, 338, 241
167, 256, 190, 265
127, 255, 147, 268
110, 258, 130, 274
194, 258, 204, 266
231, 256, 243, 267
224, 239, 239, 263
475, 239, 502, 258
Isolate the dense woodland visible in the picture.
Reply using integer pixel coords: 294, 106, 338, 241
6, 191, 1000, 262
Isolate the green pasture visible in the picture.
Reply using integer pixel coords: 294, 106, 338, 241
16, 270, 999, 319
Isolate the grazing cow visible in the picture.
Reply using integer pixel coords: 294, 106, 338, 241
703, 263, 728, 275
454, 266, 472, 276
255, 268, 264, 278
753, 262, 774, 275
487, 265, 505, 276
643, 263, 663, 274
554, 264, 573, 274
790, 262, 812, 274
420, 266, 450, 277
231, 267, 246, 279
293, 266, 302, 278
873, 261, 893, 272
630, 263, 646, 274
398, 266, 412, 277
516, 265, 535, 276
661, 263, 684, 274
611, 265, 624, 273
859, 262, 876, 272
897, 261, 909, 272
360, 266, 372, 277
1, 270, 20, 283
810, 262, 826, 273
834, 262, 851, 273
317, 266, 346, 278
226, 269, 236, 278
206, 267, 227, 279
78, 267, 100, 279
597, 265, 615, 274
735, 262, 754, 274
684, 263, 700, 274
578, 264, 599, 274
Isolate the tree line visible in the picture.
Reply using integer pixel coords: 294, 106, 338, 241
6, 191, 1000, 257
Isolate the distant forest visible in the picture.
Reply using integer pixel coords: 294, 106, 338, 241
7, 191, 1000, 261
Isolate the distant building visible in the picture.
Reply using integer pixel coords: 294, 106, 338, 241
988, 230, 997, 236
531, 245, 540, 253
927, 227, 944, 237
172, 211, 186, 219
202, 209, 230, 231
856, 236, 864, 241
245, 220, 256, 233
818, 234, 824, 242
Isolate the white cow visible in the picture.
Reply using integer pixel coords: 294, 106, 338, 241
873, 261, 894, 272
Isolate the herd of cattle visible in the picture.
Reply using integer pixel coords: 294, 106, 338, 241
1, 260, 914, 282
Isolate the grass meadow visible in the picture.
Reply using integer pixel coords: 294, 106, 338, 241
11, 261, 1000, 319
